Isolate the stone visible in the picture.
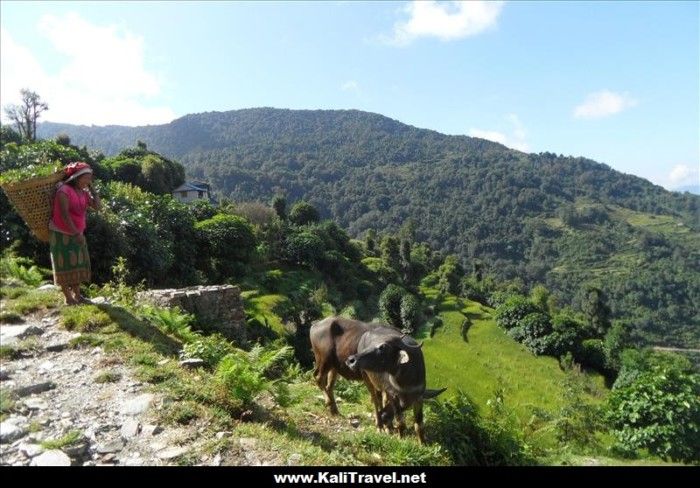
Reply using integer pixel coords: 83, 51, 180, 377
19, 443, 44, 458
119, 394, 154, 416
31, 450, 71, 466
45, 341, 70, 352
179, 358, 205, 368
23, 398, 49, 410
64, 442, 89, 458
0, 325, 43, 345
37, 284, 58, 291
287, 453, 303, 466
90, 296, 109, 305
0, 422, 26, 444
141, 424, 162, 436
15, 381, 56, 397
120, 418, 141, 439
350, 418, 361, 428
0, 368, 10, 380
156, 446, 188, 460
210, 453, 222, 466
96, 439, 123, 454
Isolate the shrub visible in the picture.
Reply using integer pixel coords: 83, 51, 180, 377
378, 284, 405, 330
182, 333, 236, 368
399, 293, 421, 333
606, 365, 700, 462
495, 295, 538, 330
195, 214, 256, 279
288, 201, 320, 226
516, 312, 553, 356
576, 339, 606, 372
428, 391, 533, 466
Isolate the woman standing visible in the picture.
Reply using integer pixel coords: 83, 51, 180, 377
49, 162, 101, 305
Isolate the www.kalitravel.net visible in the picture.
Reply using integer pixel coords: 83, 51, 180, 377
273, 471, 428, 484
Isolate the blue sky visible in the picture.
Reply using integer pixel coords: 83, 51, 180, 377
1, 1, 698, 190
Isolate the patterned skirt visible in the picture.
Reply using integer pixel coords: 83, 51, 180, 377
49, 230, 91, 287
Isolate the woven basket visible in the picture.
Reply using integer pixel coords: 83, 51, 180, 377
1, 171, 65, 243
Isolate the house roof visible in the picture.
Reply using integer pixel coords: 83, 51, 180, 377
172, 182, 210, 193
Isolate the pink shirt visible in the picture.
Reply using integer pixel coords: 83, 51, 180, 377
51, 184, 90, 234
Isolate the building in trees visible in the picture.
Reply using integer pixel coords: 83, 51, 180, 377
172, 181, 214, 204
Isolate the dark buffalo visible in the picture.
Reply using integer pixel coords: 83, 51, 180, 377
346, 326, 446, 444
309, 316, 384, 417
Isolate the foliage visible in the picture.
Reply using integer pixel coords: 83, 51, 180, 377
141, 305, 198, 343
103, 146, 184, 194
507, 312, 553, 356
182, 333, 236, 368
215, 343, 294, 408
378, 284, 405, 330
606, 365, 700, 462
494, 295, 539, 331
399, 293, 421, 333
0, 254, 45, 287
428, 391, 534, 466
288, 201, 320, 226
436, 255, 464, 295
60, 305, 113, 332
195, 213, 256, 280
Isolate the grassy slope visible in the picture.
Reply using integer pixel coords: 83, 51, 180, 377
418, 290, 607, 419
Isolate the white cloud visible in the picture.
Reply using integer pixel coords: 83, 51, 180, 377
386, 1, 504, 46
573, 90, 638, 119
341, 80, 360, 94
469, 113, 530, 152
469, 128, 508, 145
668, 164, 699, 187
1, 14, 175, 126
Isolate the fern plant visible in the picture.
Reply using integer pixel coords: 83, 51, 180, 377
215, 343, 294, 409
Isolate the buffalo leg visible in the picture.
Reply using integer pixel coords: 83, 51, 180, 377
363, 375, 383, 429
413, 401, 425, 445
315, 364, 339, 415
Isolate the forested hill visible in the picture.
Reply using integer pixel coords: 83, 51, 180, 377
37, 108, 700, 348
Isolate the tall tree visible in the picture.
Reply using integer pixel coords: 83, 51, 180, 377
3, 89, 49, 141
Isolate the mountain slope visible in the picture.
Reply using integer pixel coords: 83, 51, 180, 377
37, 109, 700, 347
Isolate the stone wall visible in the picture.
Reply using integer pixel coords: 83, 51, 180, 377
136, 285, 246, 344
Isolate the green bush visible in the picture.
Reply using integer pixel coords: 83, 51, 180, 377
399, 293, 421, 333
495, 295, 538, 331
182, 333, 236, 368
195, 213, 256, 279
378, 284, 405, 330
606, 365, 700, 462
576, 339, 606, 372
288, 201, 320, 226
428, 391, 533, 466
510, 312, 553, 356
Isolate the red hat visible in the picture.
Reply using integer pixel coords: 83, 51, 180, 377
64, 162, 93, 182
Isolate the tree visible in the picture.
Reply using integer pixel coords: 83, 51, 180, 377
379, 284, 406, 330
288, 201, 320, 226
271, 195, 287, 220
3, 89, 48, 141
365, 228, 377, 255
380, 235, 401, 275
578, 286, 611, 337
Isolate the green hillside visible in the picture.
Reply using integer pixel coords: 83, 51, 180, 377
35, 110, 700, 349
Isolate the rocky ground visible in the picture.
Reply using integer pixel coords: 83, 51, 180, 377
0, 306, 288, 467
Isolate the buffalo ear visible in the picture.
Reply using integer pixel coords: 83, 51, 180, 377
398, 349, 410, 365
